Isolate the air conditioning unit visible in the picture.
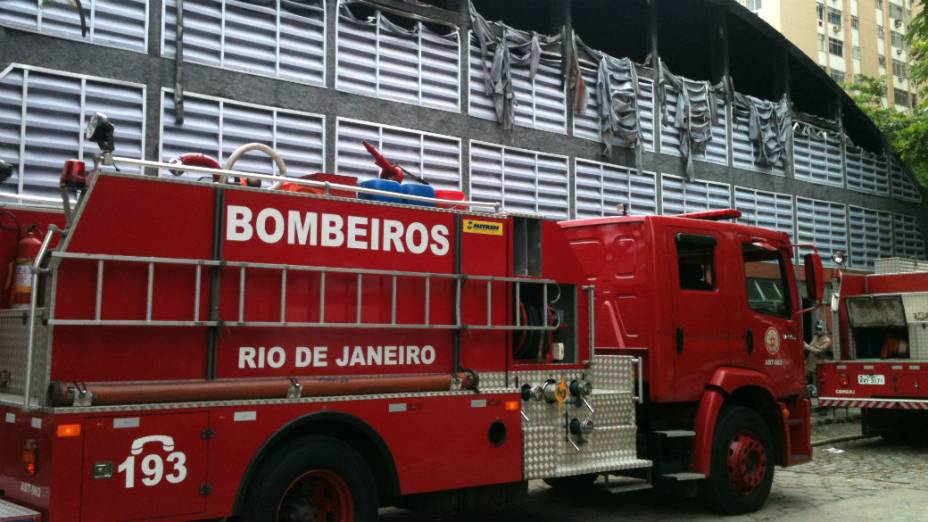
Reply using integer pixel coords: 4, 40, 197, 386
895, 19, 903, 28
832, 24, 841, 33
818, 20, 824, 28
896, 48, 903, 55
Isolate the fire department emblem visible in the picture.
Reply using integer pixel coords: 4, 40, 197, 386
764, 327, 780, 355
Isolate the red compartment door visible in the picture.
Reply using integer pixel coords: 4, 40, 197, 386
80, 412, 209, 522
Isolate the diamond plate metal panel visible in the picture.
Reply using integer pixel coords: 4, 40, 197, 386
0, 309, 48, 403
590, 354, 636, 393
875, 257, 928, 274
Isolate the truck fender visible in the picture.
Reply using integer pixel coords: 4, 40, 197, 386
691, 367, 783, 476
233, 410, 399, 515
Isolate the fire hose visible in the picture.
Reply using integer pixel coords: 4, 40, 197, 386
48, 371, 478, 407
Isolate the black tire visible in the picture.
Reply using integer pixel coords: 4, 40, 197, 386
241, 435, 378, 522
700, 406, 775, 515
543, 474, 598, 493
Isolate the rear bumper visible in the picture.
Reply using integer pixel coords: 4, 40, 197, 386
0, 497, 40, 521
820, 397, 928, 410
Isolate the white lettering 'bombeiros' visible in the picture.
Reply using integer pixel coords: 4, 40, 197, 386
226, 205, 450, 256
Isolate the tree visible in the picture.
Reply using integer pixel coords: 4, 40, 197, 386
844, 1, 928, 186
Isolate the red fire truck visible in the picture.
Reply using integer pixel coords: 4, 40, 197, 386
819, 258, 928, 438
0, 114, 818, 521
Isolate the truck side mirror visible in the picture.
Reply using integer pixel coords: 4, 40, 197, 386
804, 253, 825, 303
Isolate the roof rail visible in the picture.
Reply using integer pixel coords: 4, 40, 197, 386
675, 209, 742, 221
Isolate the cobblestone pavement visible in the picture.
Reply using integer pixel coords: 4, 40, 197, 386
380, 420, 928, 521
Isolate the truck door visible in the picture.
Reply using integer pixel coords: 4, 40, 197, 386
736, 238, 803, 394
669, 230, 732, 401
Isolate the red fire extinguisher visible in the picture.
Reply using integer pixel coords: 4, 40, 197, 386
10, 227, 42, 308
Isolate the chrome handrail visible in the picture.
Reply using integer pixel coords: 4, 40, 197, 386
22, 224, 59, 410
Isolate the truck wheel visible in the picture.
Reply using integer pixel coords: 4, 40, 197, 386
543, 474, 598, 493
242, 436, 378, 522
700, 406, 774, 515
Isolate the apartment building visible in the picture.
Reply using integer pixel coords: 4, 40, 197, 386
742, 0, 917, 109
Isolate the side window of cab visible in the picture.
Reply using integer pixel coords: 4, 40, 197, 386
742, 243, 791, 318
676, 234, 716, 291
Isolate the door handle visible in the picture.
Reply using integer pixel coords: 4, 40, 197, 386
746, 330, 754, 355
676, 327, 684, 355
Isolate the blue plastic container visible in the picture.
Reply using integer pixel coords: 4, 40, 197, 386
399, 183, 436, 207
358, 179, 403, 203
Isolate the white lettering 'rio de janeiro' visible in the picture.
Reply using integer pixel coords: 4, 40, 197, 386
226, 205, 450, 256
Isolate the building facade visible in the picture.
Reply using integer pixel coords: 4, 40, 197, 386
0, 0, 924, 276
741, 0, 918, 109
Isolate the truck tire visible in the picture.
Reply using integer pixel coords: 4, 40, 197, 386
241, 435, 378, 522
700, 406, 774, 515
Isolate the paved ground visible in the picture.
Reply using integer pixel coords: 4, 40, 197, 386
380, 418, 928, 521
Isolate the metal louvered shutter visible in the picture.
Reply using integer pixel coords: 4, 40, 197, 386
0, 0, 147, 52
660, 175, 731, 215
572, 66, 655, 151
660, 83, 728, 166
845, 144, 890, 196
0, 66, 144, 199
160, 90, 324, 179
336, 10, 460, 112
894, 214, 926, 259
470, 142, 568, 218
163, 0, 326, 85
796, 197, 848, 267
890, 157, 923, 203
335, 119, 460, 190
848, 206, 893, 269
734, 187, 794, 239
792, 122, 844, 187
574, 159, 657, 218
468, 35, 567, 134
731, 111, 786, 175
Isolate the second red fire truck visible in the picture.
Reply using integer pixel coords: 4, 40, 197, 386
0, 113, 817, 521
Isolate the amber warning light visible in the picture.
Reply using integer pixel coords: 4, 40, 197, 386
57, 423, 82, 438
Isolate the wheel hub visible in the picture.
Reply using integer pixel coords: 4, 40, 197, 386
277, 469, 354, 522
726, 430, 768, 494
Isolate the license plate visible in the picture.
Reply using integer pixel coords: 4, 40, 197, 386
857, 374, 886, 386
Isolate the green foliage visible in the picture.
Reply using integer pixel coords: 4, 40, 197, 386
842, 2, 928, 186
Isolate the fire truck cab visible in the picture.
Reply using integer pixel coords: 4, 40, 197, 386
0, 119, 816, 521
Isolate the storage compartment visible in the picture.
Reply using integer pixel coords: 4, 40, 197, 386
847, 296, 911, 359
852, 326, 910, 359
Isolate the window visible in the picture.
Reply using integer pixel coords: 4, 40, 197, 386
819, 34, 826, 51
677, 235, 716, 292
817, 3, 825, 21
879, 55, 886, 66
877, 25, 885, 38
893, 59, 907, 79
829, 37, 844, 57
894, 88, 910, 106
852, 16, 859, 29
162, 0, 326, 85
875, 0, 883, 10
828, 7, 842, 25
892, 31, 905, 48
830, 69, 845, 84
743, 245, 791, 318
889, 3, 905, 20
747, 0, 763, 12
0, 0, 148, 53
853, 45, 862, 59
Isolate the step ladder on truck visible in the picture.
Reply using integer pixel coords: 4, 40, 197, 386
0, 112, 818, 522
